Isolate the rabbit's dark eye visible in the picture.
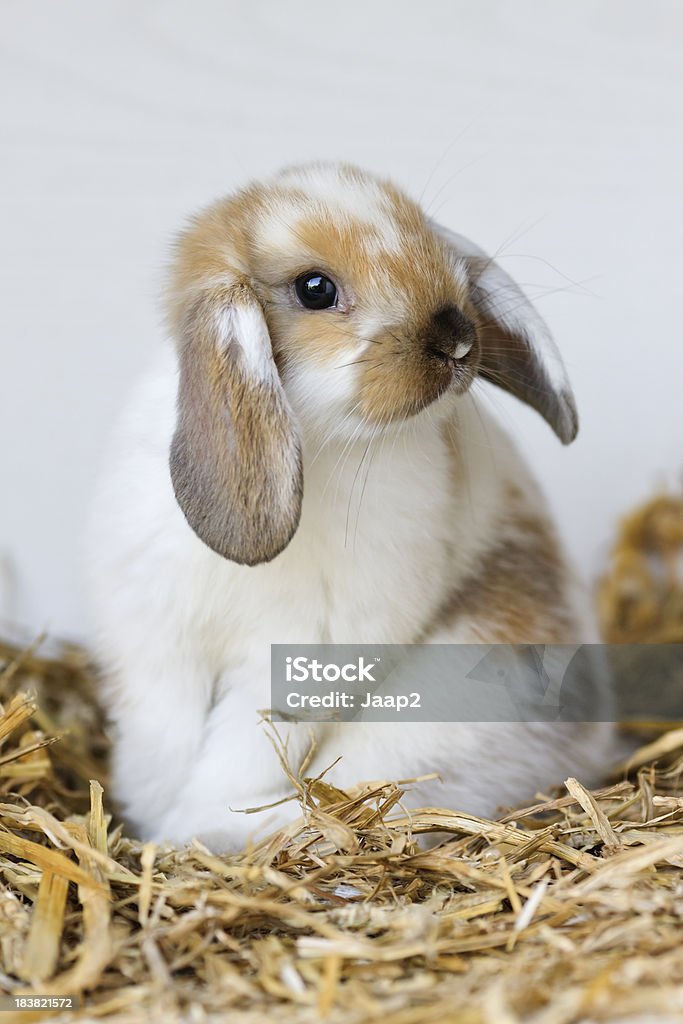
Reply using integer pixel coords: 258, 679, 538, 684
295, 272, 338, 310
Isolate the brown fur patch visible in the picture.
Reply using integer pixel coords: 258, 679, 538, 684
426, 487, 578, 643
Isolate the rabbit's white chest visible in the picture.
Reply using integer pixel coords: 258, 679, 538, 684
203, 429, 461, 655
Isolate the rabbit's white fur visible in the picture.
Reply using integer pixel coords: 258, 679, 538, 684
85, 163, 612, 852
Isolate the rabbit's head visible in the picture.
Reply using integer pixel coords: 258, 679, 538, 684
168, 163, 577, 565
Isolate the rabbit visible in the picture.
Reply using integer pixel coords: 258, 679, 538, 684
84, 162, 614, 853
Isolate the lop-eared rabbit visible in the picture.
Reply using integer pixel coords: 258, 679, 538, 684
86, 163, 612, 851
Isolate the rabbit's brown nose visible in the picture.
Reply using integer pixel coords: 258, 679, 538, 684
428, 306, 477, 363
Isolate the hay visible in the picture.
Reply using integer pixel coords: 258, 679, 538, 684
598, 491, 683, 643
0, 489, 681, 1022
2, 637, 683, 1023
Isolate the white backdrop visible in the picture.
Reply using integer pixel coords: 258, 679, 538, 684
1, 0, 681, 640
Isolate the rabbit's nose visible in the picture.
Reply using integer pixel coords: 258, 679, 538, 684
428, 305, 476, 362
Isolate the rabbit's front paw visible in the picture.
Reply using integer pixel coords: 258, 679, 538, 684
152, 800, 299, 854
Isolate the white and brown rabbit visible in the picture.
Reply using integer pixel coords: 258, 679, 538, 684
85, 163, 613, 852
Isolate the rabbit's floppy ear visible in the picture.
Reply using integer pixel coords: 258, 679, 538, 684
433, 224, 578, 444
169, 280, 303, 565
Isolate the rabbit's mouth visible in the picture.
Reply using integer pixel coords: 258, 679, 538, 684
355, 307, 481, 425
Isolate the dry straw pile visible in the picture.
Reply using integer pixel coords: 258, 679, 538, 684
0, 492, 682, 1024
599, 492, 683, 644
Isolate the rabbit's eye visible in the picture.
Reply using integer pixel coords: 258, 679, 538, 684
295, 271, 338, 310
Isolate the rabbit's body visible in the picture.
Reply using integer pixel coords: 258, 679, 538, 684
86, 163, 612, 851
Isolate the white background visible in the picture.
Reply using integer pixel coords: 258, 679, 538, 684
1, 0, 681, 640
